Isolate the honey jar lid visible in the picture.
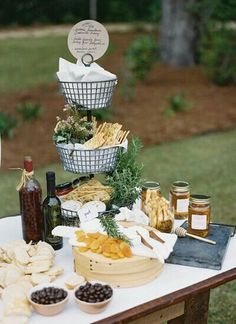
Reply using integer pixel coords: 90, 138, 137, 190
142, 181, 160, 191
190, 194, 211, 204
171, 181, 189, 192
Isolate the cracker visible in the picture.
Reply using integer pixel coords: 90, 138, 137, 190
84, 133, 105, 149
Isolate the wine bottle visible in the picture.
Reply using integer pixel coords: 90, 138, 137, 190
19, 156, 43, 243
42, 171, 63, 250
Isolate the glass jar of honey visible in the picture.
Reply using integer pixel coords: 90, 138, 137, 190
169, 181, 190, 219
141, 181, 161, 211
188, 194, 211, 238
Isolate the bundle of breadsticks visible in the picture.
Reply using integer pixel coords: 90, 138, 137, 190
84, 122, 129, 149
143, 190, 174, 233
62, 179, 112, 204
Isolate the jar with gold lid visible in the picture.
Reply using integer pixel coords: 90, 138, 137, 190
141, 182, 174, 233
188, 194, 211, 238
169, 181, 190, 219
141, 181, 161, 211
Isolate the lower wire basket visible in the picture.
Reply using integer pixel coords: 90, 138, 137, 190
56, 144, 124, 174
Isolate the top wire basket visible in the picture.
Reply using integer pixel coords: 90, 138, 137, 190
58, 78, 117, 110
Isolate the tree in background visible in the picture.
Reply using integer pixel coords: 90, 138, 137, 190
159, 0, 198, 67
159, 0, 236, 68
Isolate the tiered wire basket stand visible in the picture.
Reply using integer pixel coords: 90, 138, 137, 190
55, 54, 121, 225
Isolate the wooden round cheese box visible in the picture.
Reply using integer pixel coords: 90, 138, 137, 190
72, 247, 164, 288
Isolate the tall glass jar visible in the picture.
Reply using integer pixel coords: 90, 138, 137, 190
141, 181, 161, 211
169, 181, 190, 219
188, 194, 211, 238
19, 156, 43, 243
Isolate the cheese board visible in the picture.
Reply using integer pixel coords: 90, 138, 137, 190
73, 248, 163, 288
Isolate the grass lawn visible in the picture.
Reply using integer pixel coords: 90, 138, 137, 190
0, 129, 236, 322
0, 36, 114, 93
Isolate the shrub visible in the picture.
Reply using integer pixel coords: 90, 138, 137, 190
17, 102, 42, 120
200, 27, 236, 86
122, 35, 158, 100
164, 93, 191, 117
124, 35, 157, 82
0, 112, 17, 139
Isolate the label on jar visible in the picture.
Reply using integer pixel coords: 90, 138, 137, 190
191, 214, 207, 230
176, 198, 189, 213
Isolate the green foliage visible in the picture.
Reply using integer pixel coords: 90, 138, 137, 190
106, 137, 143, 208
0, 0, 88, 26
200, 27, 236, 86
125, 35, 157, 82
98, 214, 131, 245
0, 0, 235, 27
122, 35, 157, 100
164, 93, 191, 117
53, 105, 94, 144
0, 112, 17, 139
0, 0, 161, 27
17, 102, 42, 120
189, 0, 236, 23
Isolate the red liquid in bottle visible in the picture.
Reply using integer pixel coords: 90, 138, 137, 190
19, 156, 43, 243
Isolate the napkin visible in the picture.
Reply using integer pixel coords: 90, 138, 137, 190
57, 58, 116, 82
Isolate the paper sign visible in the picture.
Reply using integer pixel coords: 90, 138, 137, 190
67, 20, 109, 62
78, 205, 98, 223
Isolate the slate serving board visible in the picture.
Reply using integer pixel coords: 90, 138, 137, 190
166, 222, 235, 270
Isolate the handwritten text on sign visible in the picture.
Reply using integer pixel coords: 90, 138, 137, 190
67, 20, 109, 61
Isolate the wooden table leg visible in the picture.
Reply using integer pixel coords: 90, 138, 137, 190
168, 290, 210, 324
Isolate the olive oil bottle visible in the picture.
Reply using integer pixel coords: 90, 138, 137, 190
43, 171, 63, 250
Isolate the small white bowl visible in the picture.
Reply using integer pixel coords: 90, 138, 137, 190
28, 284, 69, 316
74, 296, 112, 314
74, 283, 113, 314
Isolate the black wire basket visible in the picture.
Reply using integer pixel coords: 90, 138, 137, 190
61, 208, 119, 227
58, 78, 117, 110
56, 144, 124, 174
61, 209, 81, 227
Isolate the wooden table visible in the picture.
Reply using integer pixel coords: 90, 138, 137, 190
0, 216, 235, 324
96, 267, 236, 324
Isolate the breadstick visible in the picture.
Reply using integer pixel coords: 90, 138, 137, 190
121, 130, 130, 143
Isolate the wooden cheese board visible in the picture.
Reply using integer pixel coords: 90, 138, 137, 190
73, 247, 164, 288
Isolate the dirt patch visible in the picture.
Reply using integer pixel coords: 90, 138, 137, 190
1, 32, 236, 169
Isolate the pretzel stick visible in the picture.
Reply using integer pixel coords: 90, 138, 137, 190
121, 130, 130, 143
117, 131, 124, 143
100, 122, 107, 133
119, 131, 126, 143
95, 124, 102, 135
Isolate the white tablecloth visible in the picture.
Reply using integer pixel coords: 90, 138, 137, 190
0, 216, 235, 324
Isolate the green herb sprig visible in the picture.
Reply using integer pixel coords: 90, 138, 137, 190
106, 137, 143, 208
98, 214, 131, 245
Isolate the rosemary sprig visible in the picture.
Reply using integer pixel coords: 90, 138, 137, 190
106, 137, 143, 208
98, 214, 131, 246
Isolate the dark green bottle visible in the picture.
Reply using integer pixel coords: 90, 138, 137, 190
43, 171, 63, 250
